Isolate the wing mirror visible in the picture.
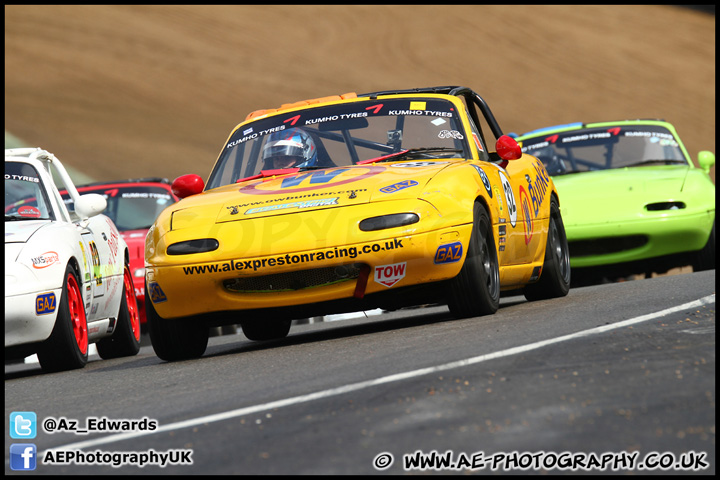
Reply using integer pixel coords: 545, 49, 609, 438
172, 174, 205, 199
74, 193, 107, 220
697, 151, 715, 173
495, 135, 522, 161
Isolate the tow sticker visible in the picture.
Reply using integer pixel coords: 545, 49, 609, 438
374, 262, 406, 287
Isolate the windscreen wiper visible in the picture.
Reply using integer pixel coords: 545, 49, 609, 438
5, 215, 50, 221
623, 159, 687, 168
357, 148, 464, 165
235, 168, 300, 183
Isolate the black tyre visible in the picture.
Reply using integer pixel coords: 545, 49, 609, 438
446, 202, 500, 318
241, 320, 292, 341
692, 220, 715, 272
523, 197, 571, 301
38, 264, 89, 372
97, 266, 142, 359
146, 280, 209, 361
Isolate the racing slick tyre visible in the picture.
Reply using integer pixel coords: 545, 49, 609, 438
97, 266, 142, 359
446, 202, 500, 318
146, 280, 209, 361
241, 320, 292, 341
38, 264, 89, 372
691, 220, 715, 272
523, 197, 571, 301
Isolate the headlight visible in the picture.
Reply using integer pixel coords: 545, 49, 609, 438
359, 213, 419, 232
167, 238, 219, 255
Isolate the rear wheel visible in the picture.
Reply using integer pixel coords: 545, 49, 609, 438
38, 264, 88, 372
97, 266, 142, 359
692, 220, 715, 272
146, 280, 209, 361
241, 320, 292, 341
523, 197, 571, 301
446, 202, 500, 318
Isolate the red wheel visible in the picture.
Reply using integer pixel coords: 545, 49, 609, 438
123, 266, 141, 342
66, 271, 88, 354
38, 264, 89, 372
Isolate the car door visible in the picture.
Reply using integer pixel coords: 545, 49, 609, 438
79, 215, 122, 321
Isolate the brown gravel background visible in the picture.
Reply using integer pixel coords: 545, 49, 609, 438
4, 5, 715, 184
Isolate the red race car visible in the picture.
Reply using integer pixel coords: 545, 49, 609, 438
60, 178, 179, 329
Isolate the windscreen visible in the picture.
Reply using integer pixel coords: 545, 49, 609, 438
518, 124, 688, 175
206, 97, 471, 189
5, 161, 55, 221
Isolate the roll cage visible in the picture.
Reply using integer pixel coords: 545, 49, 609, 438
359, 85, 507, 151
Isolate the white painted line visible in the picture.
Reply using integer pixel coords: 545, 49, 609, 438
42, 294, 715, 454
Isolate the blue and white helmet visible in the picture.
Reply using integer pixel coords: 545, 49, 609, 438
262, 128, 318, 168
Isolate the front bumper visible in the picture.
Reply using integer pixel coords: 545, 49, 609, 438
567, 210, 714, 268
5, 288, 61, 347
146, 225, 472, 320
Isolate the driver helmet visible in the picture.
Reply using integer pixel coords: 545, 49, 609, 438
262, 128, 318, 169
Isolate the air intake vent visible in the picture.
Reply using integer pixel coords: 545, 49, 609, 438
645, 202, 686, 211
569, 235, 648, 257
223, 263, 365, 293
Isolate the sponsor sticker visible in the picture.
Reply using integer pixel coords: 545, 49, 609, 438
31, 251, 60, 269
18, 206, 41, 218
374, 262, 406, 288
472, 165, 492, 197
434, 242, 463, 264
35, 292, 56, 315
148, 282, 167, 303
379, 180, 418, 194
390, 161, 448, 168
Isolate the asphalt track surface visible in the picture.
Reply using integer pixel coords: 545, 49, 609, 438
5, 270, 715, 475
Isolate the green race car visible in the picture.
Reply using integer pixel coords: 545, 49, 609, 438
515, 120, 715, 285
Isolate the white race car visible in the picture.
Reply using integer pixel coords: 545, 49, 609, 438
5, 148, 141, 372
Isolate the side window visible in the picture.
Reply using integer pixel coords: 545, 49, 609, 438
456, 98, 490, 161
466, 111, 490, 161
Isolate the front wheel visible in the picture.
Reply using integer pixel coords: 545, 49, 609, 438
38, 264, 88, 372
446, 202, 500, 318
146, 280, 209, 361
97, 266, 141, 359
692, 220, 715, 272
523, 197, 571, 301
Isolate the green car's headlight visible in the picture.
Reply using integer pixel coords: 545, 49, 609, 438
167, 238, 219, 255
359, 213, 419, 232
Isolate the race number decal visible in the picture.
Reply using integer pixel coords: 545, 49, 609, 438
498, 171, 517, 227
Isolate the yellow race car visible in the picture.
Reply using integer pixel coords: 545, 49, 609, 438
145, 86, 571, 361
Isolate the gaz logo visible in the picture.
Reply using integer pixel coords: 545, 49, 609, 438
374, 262, 406, 288
380, 180, 418, 194
148, 282, 167, 303
434, 242, 463, 264
35, 292, 56, 315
